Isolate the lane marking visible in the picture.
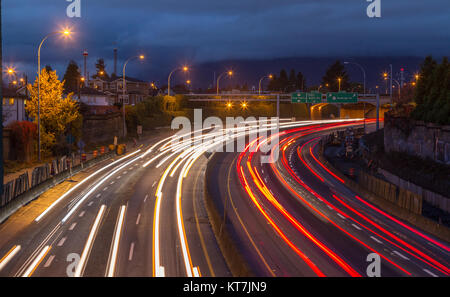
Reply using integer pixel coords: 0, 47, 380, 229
423, 269, 438, 277
68, 222, 77, 231
88, 201, 94, 207
21, 245, 52, 277
128, 242, 135, 261
136, 213, 141, 225
337, 213, 346, 220
103, 187, 108, 191
96, 194, 101, 198
106, 205, 127, 277
351, 223, 362, 230
43, 255, 55, 268
57, 237, 67, 247
393, 250, 410, 261
79, 211, 85, 218
75, 205, 106, 277
144, 194, 148, 203
370, 236, 383, 244
110, 181, 115, 185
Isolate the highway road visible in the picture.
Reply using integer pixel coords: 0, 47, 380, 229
0, 119, 448, 277
208, 120, 450, 277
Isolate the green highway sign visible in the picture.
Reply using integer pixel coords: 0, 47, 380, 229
291, 92, 308, 103
291, 92, 323, 103
326, 92, 358, 103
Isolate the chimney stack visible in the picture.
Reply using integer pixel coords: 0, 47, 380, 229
82, 49, 88, 83
114, 48, 118, 77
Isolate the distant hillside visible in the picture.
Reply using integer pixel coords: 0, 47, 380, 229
157, 56, 426, 92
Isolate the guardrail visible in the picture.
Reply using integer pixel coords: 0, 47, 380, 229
0, 150, 115, 224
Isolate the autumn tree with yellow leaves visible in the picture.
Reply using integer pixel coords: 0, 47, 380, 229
26, 68, 82, 155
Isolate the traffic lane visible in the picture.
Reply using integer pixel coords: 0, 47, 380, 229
210, 151, 330, 276
181, 154, 231, 277
284, 133, 447, 276
115, 157, 167, 277
259, 155, 403, 277
265, 129, 411, 276
302, 138, 450, 275
31, 153, 150, 276
0, 151, 147, 277
282, 133, 420, 276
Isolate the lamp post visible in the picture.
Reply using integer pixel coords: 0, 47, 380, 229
337, 77, 342, 92
216, 70, 233, 95
167, 66, 188, 97
37, 29, 71, 161
122, 55, 145, 138
344, 61, 366, 95
258, 74, 273, 95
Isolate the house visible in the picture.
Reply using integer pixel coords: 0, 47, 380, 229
74, 87, 118, 115
87, 75, 151, 105
2, 86, 29, 127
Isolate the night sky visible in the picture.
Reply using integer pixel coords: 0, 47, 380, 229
2, 0, 450, 86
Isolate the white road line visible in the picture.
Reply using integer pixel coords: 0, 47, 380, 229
123, 171, 127, 175
128, 242, 135, 261
327, 205, 333, 210
75, 205, 106, 277
43, 255, 55, 268
370, 236, 383, 244
136, 213, 141, 225
116, 176, 121, 179
393, 250, 410, 261
103, 187, 108, 191
106, 205, 127, 277
337, 213, 346, 220
79, 211, 85, 218
57, 237, 67, 247
351, 224, 362, 230
110, 181, 115, 185
423, 269, 438, 277
144, 194, 148, 203
0, 245, 21, 272
96, 194, 101, 198
21, 245, 51, 277
68, 222, 77, 231
88, 201, 94, 207
152, 181, 157, 188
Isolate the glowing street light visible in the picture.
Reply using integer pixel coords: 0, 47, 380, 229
122, 54, 145, 137
168, 66, 189, 96
36, 28, 72, 161
337, 77, 342, 92
258, 74, 273, 95
241, 102, 248, 110
226, 102, 233, 110
217, 70, 233, 95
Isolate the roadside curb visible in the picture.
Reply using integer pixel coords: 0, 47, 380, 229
0, 151, 115, 225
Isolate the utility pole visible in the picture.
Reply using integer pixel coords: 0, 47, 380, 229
389, 64, 393, 103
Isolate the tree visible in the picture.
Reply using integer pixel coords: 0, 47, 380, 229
92, 58, 109, 79
26, 68, 82, 154
322, 60, 350, 92
414, 56, 437, 105
8, 121, 37, 161
296, 72, 306, 91
63, 60, 81, 94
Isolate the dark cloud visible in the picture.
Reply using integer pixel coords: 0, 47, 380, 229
2, 0, 449, 83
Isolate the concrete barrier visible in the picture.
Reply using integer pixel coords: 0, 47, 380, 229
203, 153, 253, 277
0, 151, 115, 224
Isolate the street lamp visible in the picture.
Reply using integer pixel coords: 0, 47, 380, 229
37, 28, 72, 161
226, 102, 233, 110
122, 54, 145, 137
217, 70, 233, 95
337, 77, 342, 92
167, 66, 189, 96
241, 101, 248, 110
344, 61, 366, 95
258, 74, 273, 95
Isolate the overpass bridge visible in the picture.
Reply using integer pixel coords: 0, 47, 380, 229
185, 93, 392, 105
185, 93, 388, 130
